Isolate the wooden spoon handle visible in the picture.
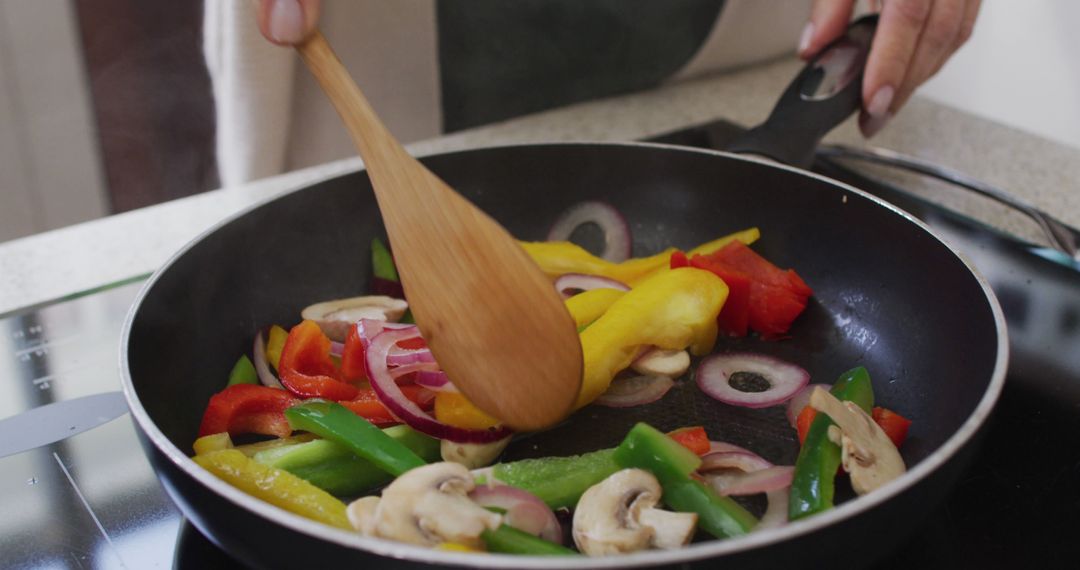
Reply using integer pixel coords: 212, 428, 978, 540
296, 32, 443, 238
296, 32, 410, 187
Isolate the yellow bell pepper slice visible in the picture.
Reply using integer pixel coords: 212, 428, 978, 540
565, 288, 626, 329
575, 268, 729, 408
232, 433, 319, 456
266, 324, 289, 371
193, 432, 234, 456
194, 433, 321, 457
685, 227, 761, 257
520, 227, 759, 285
438, 542, 483, 553
435, 229, 751, 428
435, 391, 502, 431
520, 241, 669, 284
193, 448, 351, 530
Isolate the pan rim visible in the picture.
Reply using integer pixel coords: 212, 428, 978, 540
120, 141, 1008, 568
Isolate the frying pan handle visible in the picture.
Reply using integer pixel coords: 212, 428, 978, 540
727, 15, 878, 168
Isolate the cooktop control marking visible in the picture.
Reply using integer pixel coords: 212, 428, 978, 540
14, 335, 78, 358
53, 451, 127, 569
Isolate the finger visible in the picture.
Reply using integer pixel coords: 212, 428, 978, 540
859, 0, 933, 136
955, 0, 981, 50
890, 0, 967, 111
258, 0, 322, 46
799, 0, 858, 59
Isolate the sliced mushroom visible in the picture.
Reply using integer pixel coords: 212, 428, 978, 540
631, 348, 691, 378
638, 507, 699, 550
808, 387, 906, 495
353, 462, 501, 548
346, 495, 380, 535
441, 435, 512, 469
572, 468, 697, 556
301, 295, 408, 341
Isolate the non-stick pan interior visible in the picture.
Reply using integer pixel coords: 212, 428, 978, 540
127, 143, 999, 512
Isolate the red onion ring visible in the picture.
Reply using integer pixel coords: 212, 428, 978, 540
388, 361, 441, 380
707, 440, 756, 456
593, 375, 674, 408
696, 353, 810, 408
329, 341, 345, 358
410, 387, 437, 408
546, 201, 632, 262
699, 450, 773, 474
699, 444, 792, 529
252, 331, 284, 390
553, 273, 630, 299
414, 370, 458, 393
717, 466, 794, 496
469, 485, 562, 544
362, 320, 512, 443
699, 449, 774, 495
785, 383, 829, 427
352, 320, 414, 354
355, 319, 414, 340
759, 489, 790, 530
386, 346, 435, 366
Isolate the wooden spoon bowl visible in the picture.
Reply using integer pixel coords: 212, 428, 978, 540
296, 32, 582, 431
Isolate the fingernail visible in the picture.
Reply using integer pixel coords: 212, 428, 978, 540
269, 0, 305, 44
798, 22, 814, 56
866, 86, 895, 119
861, 110, 893, 137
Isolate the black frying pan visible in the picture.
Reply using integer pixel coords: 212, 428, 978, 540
120, 17, 1006, 570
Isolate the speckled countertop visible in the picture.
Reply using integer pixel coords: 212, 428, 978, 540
1, 57, 1078, 316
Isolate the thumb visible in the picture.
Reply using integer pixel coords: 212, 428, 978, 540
258, 0, 322, 46
800, 0, 858, 58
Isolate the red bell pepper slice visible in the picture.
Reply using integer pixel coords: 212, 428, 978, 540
338, 385, 435, 426
341, 324, 430, 383
872, 407, 912, 448
198, 384, 299, 438
667, 426, 711, 456
669, 250, 690, 269
692, 241, 811, 338
796, 404, 816, 445
797, 405, 911, 448
278, 320, 360, 400
747, 285, 807, 339
340, 323, 367, 382
689, 255, 752, 337
396, 336, 427, 350
338, 391, 398, 426
707, 241, 812, 297
716, 272, 752, 337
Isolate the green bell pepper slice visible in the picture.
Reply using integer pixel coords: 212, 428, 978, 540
285, 400, 426, 476
788, 366, 875, 520
480, 525, 577, 556
371, 237, 399, 281
226, 355, 258, 386
483, 448, 621, 510
662, 478, 757, 539
614, 423, 756, 538
252, 425, 439, 496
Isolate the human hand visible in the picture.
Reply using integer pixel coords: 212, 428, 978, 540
257, 0, 322, 45
799, 0, 981, 137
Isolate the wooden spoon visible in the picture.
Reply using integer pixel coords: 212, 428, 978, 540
296, 32, 582, 431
